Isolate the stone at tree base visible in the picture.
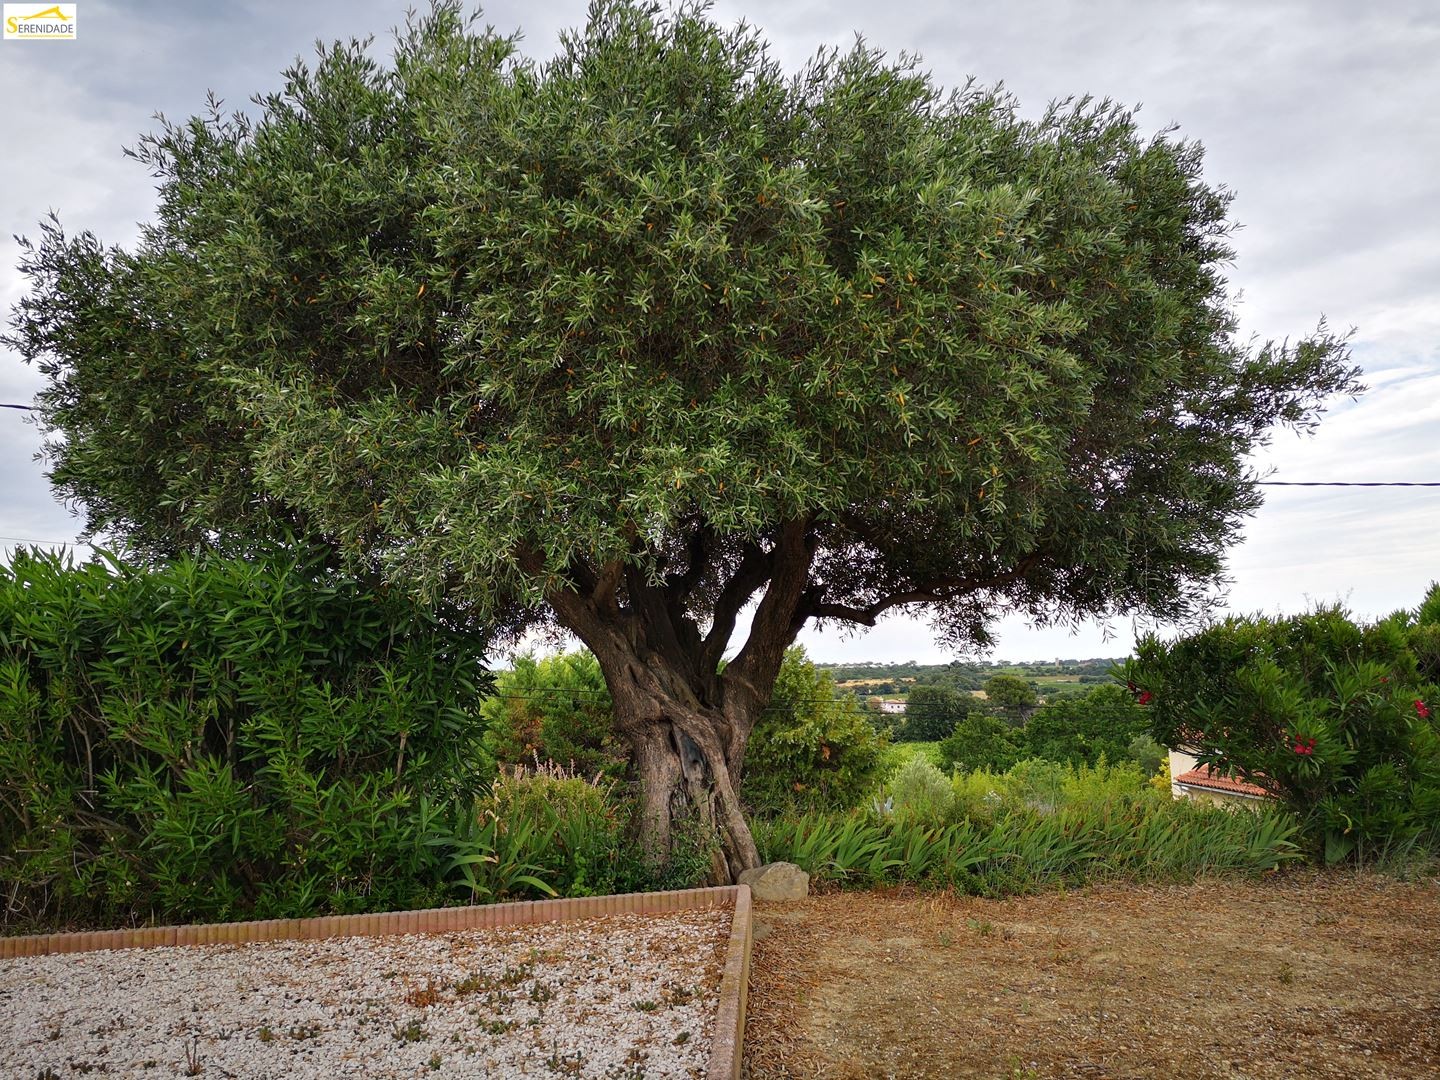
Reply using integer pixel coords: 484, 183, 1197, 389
738, 862, 810, 902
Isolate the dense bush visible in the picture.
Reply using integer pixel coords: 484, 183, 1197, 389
478, 652, 629, 780
895, 684, 971, 742
0, 548, 492, 928
1022, 683, 1149, 766
937, 712, 1027, 773
742, 647, 889, 814
888, 757, 956, 823
423, 764, 716, 903
1129, 597, 1440, 862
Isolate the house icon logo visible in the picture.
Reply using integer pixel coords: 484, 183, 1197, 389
3, 4, 77, 41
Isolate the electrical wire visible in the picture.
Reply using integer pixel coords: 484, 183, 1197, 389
1257, 481, 1440, 487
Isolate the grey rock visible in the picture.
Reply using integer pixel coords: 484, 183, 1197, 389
738, 861, 810, 902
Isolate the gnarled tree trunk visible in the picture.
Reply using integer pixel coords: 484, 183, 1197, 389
620, 691, 760, 884
543, 521, 815, 882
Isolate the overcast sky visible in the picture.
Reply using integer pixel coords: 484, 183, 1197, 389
2, 0, 1436, 664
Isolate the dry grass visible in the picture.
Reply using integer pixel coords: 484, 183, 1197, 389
743, 870, 1440, 1078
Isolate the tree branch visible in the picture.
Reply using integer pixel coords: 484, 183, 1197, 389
665, 519, 713, 603
723, 518, 815, 708
803, 554, 1043, 627
697, 539, 773, 674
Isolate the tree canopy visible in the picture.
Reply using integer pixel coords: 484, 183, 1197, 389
7, 0, 1360, 876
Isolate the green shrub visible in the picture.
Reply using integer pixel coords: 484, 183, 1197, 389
888, 757, 954, 824
1129, 599, 1440, 862
1022, 683, 1150, 767
1126, 733, 1167, 776
742, 647, 888, 814
878, 740, 944, 778
0, 547, 490, 928
894, 685, 970, 742
478, 653, 628, 780
937, 713, 1027, 773
950, 767, 1008, 825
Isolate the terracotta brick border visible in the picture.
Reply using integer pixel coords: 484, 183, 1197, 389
0, 884, 755, 1079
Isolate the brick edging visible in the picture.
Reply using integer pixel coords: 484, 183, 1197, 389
1, 885, 753, 1078
706, 882, 753, 1080
0, 885, 737, 957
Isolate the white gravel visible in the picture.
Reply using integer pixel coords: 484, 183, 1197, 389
0, 909, 730, 1079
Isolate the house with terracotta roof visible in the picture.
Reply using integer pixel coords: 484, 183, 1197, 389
1167, 749, 1271, 807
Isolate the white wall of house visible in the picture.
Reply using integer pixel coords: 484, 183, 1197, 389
1168, 749, 1199, 799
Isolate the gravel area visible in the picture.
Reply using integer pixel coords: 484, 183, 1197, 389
1, 909, 731, 1079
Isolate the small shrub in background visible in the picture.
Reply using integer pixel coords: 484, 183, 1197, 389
888, 757, 954, 823
1129, 597, 1440, 863
477, 652, 628, 781
1127, 734, 1167, 776
742, 647, 888, 814
950, 767, 1008, 825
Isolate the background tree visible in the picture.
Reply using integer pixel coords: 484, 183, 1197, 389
983, 674, 1039, 724
6, 1, 1358, 879
478, 652, 629, 781
1022, 683, 1147, 765
937, 714, 1028, 774
897, 684, 971, 741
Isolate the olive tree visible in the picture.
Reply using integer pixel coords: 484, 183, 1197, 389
7, 1, 1358, 880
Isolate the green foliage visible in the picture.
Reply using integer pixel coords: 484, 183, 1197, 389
1129, 600, 1440, 862
1021, 683, 1150, 766
426, 764, 660, 902
937, 713, 1028, 773
888, 757, 955, 824
743, 647, 888, 814
1126, 734, 1167, 776
877, 740, 944, 778
478, 652, 628, 780
0, 547, 490, 928
895, 684, 970, 742
9, 0, 1356, 659
983, 675, 1038, 710
753, 795, 1301, 894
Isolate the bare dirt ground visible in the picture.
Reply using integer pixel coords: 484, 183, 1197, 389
743, 871, 1440, 1079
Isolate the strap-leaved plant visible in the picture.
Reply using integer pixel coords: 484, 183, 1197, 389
7, 1, 1359, 880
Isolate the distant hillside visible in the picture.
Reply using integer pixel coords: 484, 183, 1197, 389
817, 658, 1127, 695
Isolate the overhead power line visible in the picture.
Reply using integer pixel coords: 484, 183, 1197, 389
0, 534, 89, 547
1, 403, 35, 411
1256, 481, 1440, 487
